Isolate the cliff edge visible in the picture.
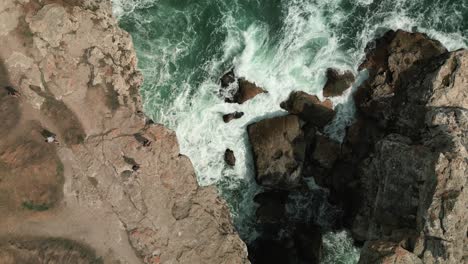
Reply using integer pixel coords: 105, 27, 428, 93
0, 0, 248, 263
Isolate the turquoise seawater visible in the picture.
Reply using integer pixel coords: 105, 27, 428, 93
113, 0, 467, 263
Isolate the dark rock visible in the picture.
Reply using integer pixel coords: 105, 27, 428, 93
224, 149, 236, 166
220, 69, 235, 88
226, 78, 267, 104
222, 111, 244, 123
254, 191, 289, 224
354, 30, 447, 125
323, 68, 355, 97
293, 224, 322, 264
312, 134, 341, 169
248, 115, 305, 190
280, 91, 335, 128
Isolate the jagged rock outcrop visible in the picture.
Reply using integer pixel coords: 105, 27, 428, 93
247, 29, 466, 264
219, 70, 267, 104
0, 1, 248, 263
248, 115, 306, 190
280, 91, 335, 128
328, 30, 467, 263
322, 68, 355, 97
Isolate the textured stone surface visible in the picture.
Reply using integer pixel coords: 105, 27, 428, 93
348, 31, 467, 263
0, 1, 248, 263
280, 91, 335, 128
248, 115, 305, 189
322, 68, 355, 97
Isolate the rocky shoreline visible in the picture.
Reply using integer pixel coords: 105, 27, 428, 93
231, 30, 466, 264
0, 0, 466, 263
0, 1, 248, 263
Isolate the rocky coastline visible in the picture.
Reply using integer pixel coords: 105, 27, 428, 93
222, 30, 466, 264
0, 0, 466, 263
0, 1, 248, 263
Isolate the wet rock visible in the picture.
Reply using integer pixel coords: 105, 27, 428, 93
248, 115, 306, 190
341, 31, 467, 264
224, 149, 236, 166
223, 111, 244, 123
280, 91, 335, 128
226, 78, 267, 104
220, 68, 235, 88
311, 134, 341, 169
322, 68, 355, 97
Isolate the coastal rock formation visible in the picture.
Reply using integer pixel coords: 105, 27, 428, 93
220, 70, 267, 104
224, 148, 236, 166
223, 111, 244, 123
248, 115, 305, 190
350, 31, 467, 263
280, 91, 335, 128
328, 30, 467, 263
247, 29, 466, 264
322, 68, 355, 97
0, 1, 248, 264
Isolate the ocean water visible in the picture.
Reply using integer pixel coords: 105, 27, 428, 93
112, 0, 467, 263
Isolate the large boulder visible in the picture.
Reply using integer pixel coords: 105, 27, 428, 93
248, 115, 306, 190
323, 68, 355, 97
280, 91, 335, 128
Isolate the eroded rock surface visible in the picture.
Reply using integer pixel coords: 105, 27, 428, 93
248, 115, 306, 190
322, 68, 355, 97
0, 1, 248, 263
280, 91, 335, 128
322, 30, 467, 263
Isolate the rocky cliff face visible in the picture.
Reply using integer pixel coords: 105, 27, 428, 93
351, 30, 467, 264
247, 30, 467, 264
0, 1, 248, 263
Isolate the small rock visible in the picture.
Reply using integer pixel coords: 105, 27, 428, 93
220, 69, 235, 88
225, 78, 267, 104
224, 149, 236, 166
222, 111, 244, 123
280, 91, 335, 128
323, 68, 355, 97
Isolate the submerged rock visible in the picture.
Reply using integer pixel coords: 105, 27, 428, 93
224, 148, 236, 166
280, 91, 335, 128
223, 111, 244, 123
248, 115, 306, 190
322, 68, 355, 97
